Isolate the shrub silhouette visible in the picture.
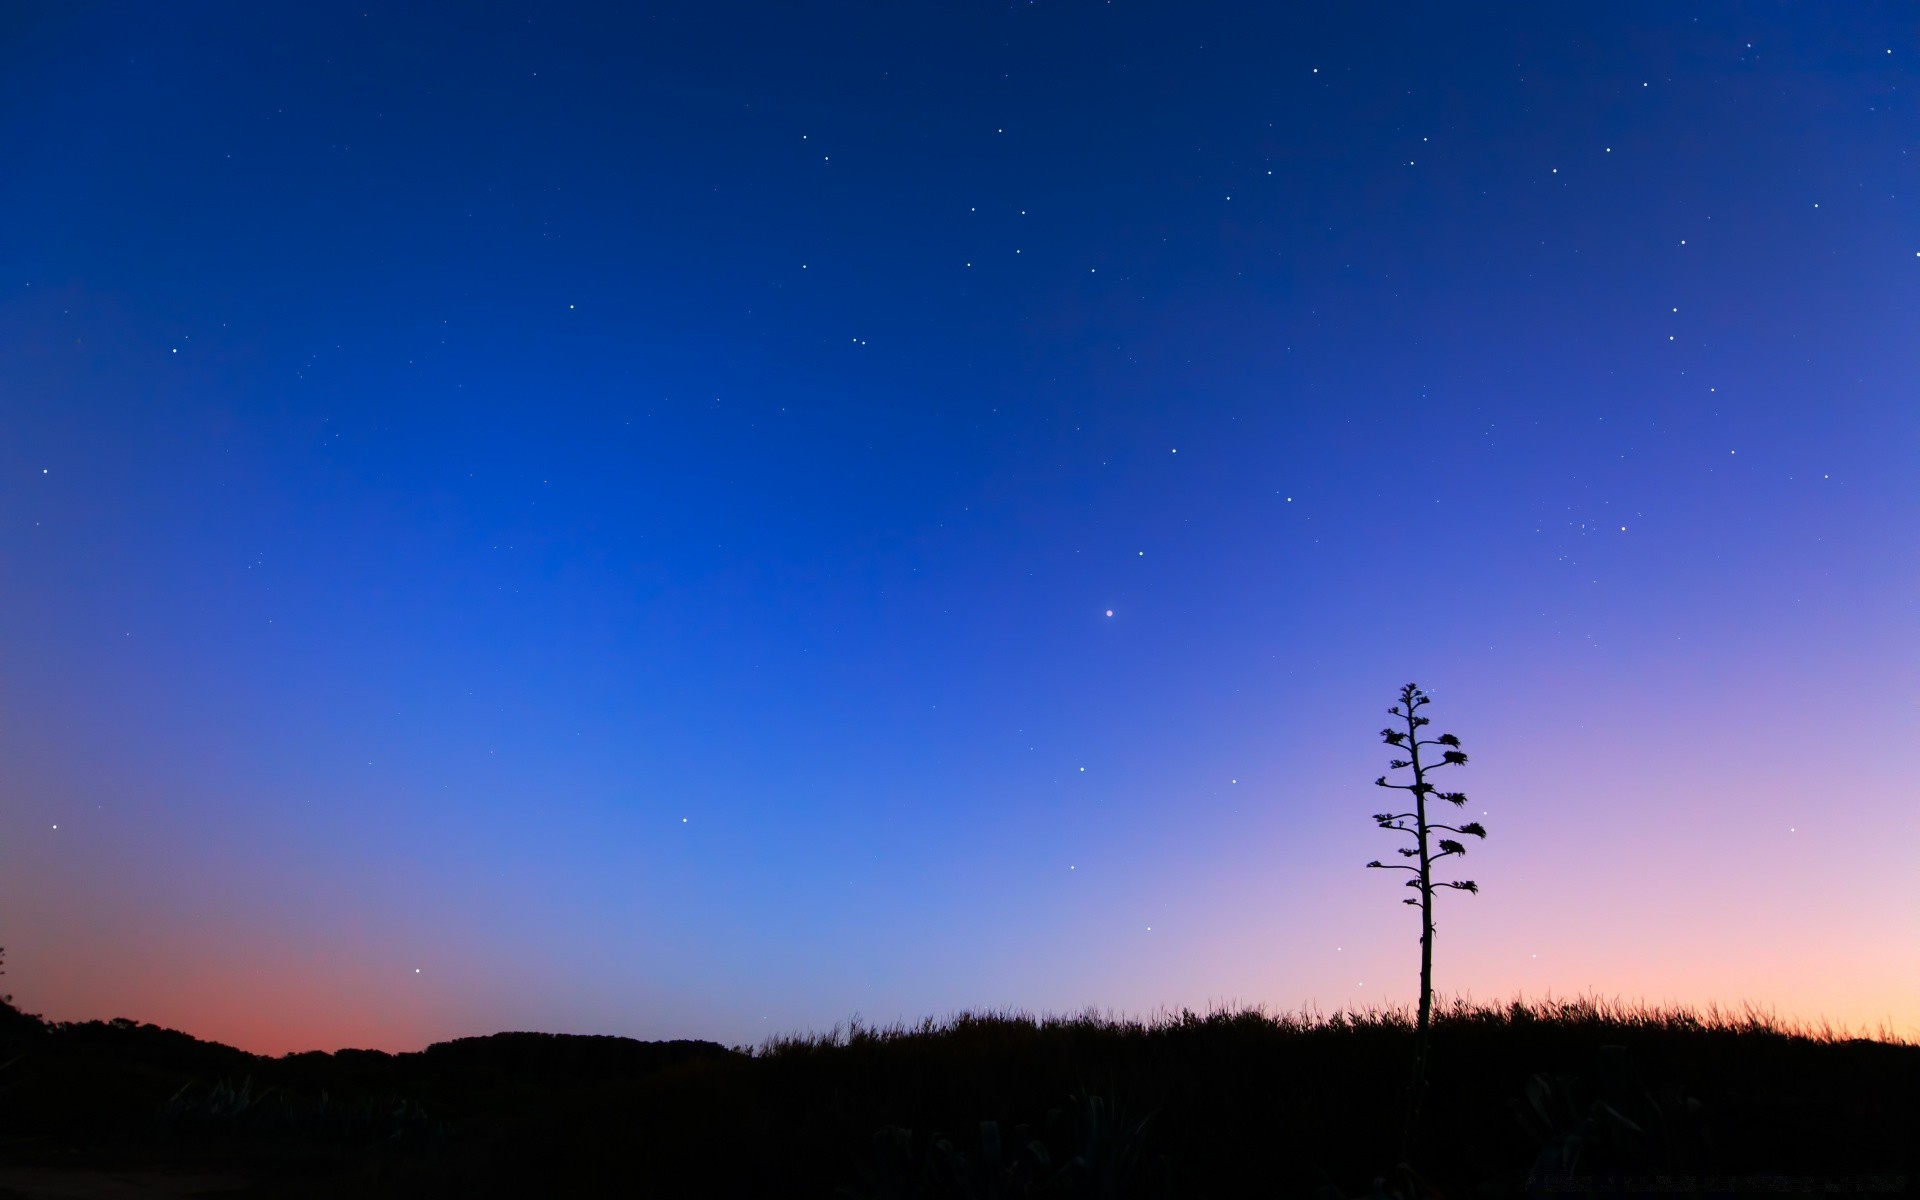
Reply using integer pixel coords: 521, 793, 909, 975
1366, 682, 1486, 1165
1508, 1041, 1717, 1182
837, 1085, 1170, 1199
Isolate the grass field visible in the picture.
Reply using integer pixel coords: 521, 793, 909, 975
1, 989, 1912, 1198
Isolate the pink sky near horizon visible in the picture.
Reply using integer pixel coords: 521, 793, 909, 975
13, 663, 1916, 1058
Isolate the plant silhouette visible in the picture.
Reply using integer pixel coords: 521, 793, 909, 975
836, 1085, 1169, 1200
1366, 682, 1486, 1167
1508, 1042, 1716, 1181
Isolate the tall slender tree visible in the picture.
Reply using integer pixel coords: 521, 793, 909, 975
1366, 683, 1486, 1164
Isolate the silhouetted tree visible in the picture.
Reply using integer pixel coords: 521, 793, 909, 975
1366, 682, 1486, 1164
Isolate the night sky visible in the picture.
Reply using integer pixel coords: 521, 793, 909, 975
4, 4, 1916, 1057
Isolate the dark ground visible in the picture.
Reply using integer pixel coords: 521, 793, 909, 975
1, 994, 1913, 1199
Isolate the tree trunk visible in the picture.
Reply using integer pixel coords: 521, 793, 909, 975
1401, 916, 1433, 1164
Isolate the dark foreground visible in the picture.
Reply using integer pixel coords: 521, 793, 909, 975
0, 992, 1912, 1199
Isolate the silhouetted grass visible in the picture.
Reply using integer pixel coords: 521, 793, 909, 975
744, 991, 1916, 1199
0, 991, 1913, 1198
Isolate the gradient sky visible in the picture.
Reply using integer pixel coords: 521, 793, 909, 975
3, 3, 1916, 1057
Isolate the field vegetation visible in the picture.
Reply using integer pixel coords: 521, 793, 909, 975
1, 988, 1912, 1198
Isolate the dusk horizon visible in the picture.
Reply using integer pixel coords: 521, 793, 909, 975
4, 3, 1916, 1063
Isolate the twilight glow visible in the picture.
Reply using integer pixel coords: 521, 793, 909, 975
2, 3, 1915, 1056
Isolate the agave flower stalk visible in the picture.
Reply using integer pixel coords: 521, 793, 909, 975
1366, 682, 1487, 1165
